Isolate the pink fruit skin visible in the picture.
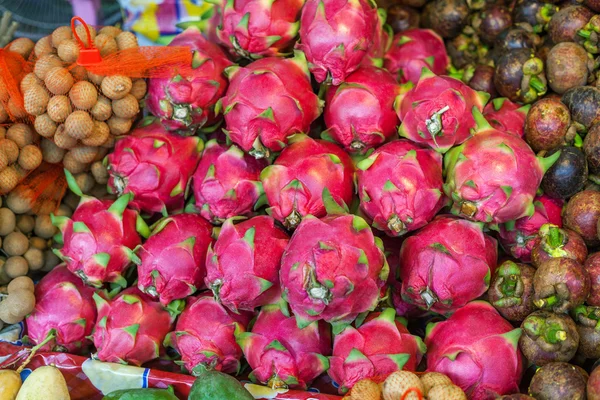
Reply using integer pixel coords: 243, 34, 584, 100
166, 293, 253, 374
220, 54, 322, 157
137, 214, 214, 306
146, 28, 232, 132
53, 196, 141, 288
399, 216, 498, 314
280, 213, 389, 330
205, 216, 289, 312
585, 252, 600, 306
498, 195, 564, 263
192, 140, 267, 224
356, 139, 446, 237
297, 0, 379, 85
362, 10, 392, 66
483, 98, 529, 138
324, 66, 400, 152
92, 287, 174, 366
216, 0, 304, 57
328, 308, 426, 393
260, 135, 355, 229
237, 304, 332, 389
106, 120, 203, 215
425, 301, 525, 400
397, 71, 488, 153
25, 265, 96, 354
384, 29, 449, 84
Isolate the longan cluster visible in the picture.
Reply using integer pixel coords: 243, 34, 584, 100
0, 276, 35, 328
22, 25, 146, 175
0, 124, 43, 193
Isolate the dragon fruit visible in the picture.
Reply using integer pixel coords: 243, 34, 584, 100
106, 119, 203, 215
399, 216, 498, 314
483, 98, 531, 138
362, 8, 392, 66
237, 304, 332, 389
137, 214, 214, 306
397, 68, 489, 153
219, 52, 322, 158
297, 0, 379, 85
356, 139, 446, 237
205, 216, 289, 312
328, 308, 426, 393
52, 171, 147, 288
92, 287, 174, 366
215, 0, 304, 58
280, 202, 389, 333
444, 108, 561, 224
146, 28, 233, 132
383, 29, 449, 84
425, 301, 524, 400
322, 65, 401, 153
498, 195, 564, 263
192, 139, 267, 224
165, 293, 253, 375
260, 135, 354, 229
25, 265, 96, 354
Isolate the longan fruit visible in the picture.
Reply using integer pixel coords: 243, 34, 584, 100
6, 289, 36, 316
94, 33, 118, 57
101, 75, 132, 100
4, 256, 29, 279
16, 215, 35, 234
70, 65, 88, 81
87, 72, 104, 86
0, 208, 16, 236
70, 146, 98, 164
53, 124, 77, 150
0, 303, 22, 324
6, 191, 32, 214
62, 151, 87, 174
93, 146, 108, 162
82, 121, 109, 147
18, 145, 43, 171
34, 215, 55, 239
42, 249, 60, 272
420, 372, 453, 396
7, 276, 34, 293
107, 116, 133, 135
45, 67, 74, 95
65, 110, 93, 139
20, 73, 42, 94
427, 385, 467, 400
348, 379, 382, 400
6, 98, 28, 120
130, 79, 147, 100
69, 81, 98, 110
7, 37, 35, 59
99, 26, 122, 37
382, 371, 424, 400
91, 161, 108, 184
74, 172, 95, 193
40, 137, 66, 163
7, 124, 34, 148
24, 247, 44, 271
62, 191, 79, 210
0, 104, 8, 124
75, 24, 96, 47
34, 113, 57, 138
55, 204, 72, 217
57, 39, 80, 63
29, 236, 48, 250
0, 139, 19, 164
3, 231, 29, 256
112, 94, 139, 119
0, 152, 8, 171
47, 95, 72, 123
116, 31, 138, 50
90, 95, 112, 121
34, 54, 62, 80
51, 26, 72, 48
34, 35, 53, 58
24, 85, 49, 116
102, 134, 116, 149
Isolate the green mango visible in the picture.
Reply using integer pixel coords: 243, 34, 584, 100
188, 369, 254, 400
102, 388, 179, 400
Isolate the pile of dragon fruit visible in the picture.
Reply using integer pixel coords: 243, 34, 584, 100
17, 0, 600, 398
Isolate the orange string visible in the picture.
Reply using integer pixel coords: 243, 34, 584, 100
71, 16, 95, 50
400, 387, 424, 400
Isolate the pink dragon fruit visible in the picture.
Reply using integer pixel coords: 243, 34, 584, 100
399, 216, 498, 314
192, 139, 267, 224
146, 28, 232, 132
498, 195, 564, 263
397, 68, 489, 153
483, 97, 531, 138
52, 171, 147, 288
323, 65, 401, 153
106, 119, 203, 215
425, 301, 525, 400
92, 287, 174, 366
205, 216, 289, 312
328, 308, 426, 393
237, 304, 332, 389
219, 52, 322, 158
260, 135, 354, 229
444, 108, 561, 224
361, 8, 392, 66
383, 29, 449, 84
297, 0, 379, 85
137, 213, 214, 306
25, 265, 96, 354
356, 139, 447, 237
280, 203, 389, 333
215, 0, 304, 58
165, 293, 253, 375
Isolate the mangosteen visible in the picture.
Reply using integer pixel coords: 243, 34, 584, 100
548, 5, 595, 44
533, 257, 590, 313
584, 123, 600, 175
541, 146, 588, 199
491, 26, 539, 63
467, 64, 498, 98
546, 43, 594, 94
421, 0, 470, 39
471, 5, 513, 45
585, 252, 600, 306
514, 0, 559, 33
589, 364, 600, 400
572, 305, 600, 359
524, 97, 572, 152
585, 0, 600, 12
529, 362, 587, 399
494, 48, 547, 104
488, 260, 536, 322
386, 4, 420, 33
564, 190, 600, 246
562, 86, 600, 133
447, 33, 488, 68
395, 0, 426, 7
520, 310, 579, 365
531, 224, 589, 267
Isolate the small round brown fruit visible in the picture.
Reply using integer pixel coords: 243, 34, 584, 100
34, 54, 62, 80
34, 215, 55, 238
47, 95, 72, 123
112, 94, 139, 119
4, 256, 28, 279
546, 43, 592, 95
62, 151, 87, 174
24, 247, 44, 271
64, 110, 93, 139
0, 139, 19, 164
16, 215, 34, 234
53, 124, 77, 150
34, 113, 57, 138
99, 26, 122, 38
44, 67, 74, 95
40, 137, 66, 163
7, 37, 35, 59
33, 35, 53, 58
20, 73, 41, 94
130, 79, 147, 101
101, 75, 132, 100
24, 85, 49, 116
70, 146, 98, 164
6, 289, 36, 316
18, 145, 43, 171
107, 116, 133, 135
29, 236, 47, 250
74, 24, 96, 47
91, 161, 108, 184
94, 33, 118, 57
57, 39, 80, 63
51, 26, 72, 48
90, 95, 112, 121
69, 81, 98, 110
115, 31, 138, 50
0, 167, 19, 193
7, 276, 34, 293
7, 124, 34, 148
3, 231, 29, 256
82, 121, 110, 147
0, 207, 16, 236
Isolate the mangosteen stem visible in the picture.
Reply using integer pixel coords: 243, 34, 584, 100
529, 76, 546, 94
500, 274, 519, 296
425, 106, 450, 137
545, 329, 567, 343
547, 227, 565, 249
535, 295, 558, 309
